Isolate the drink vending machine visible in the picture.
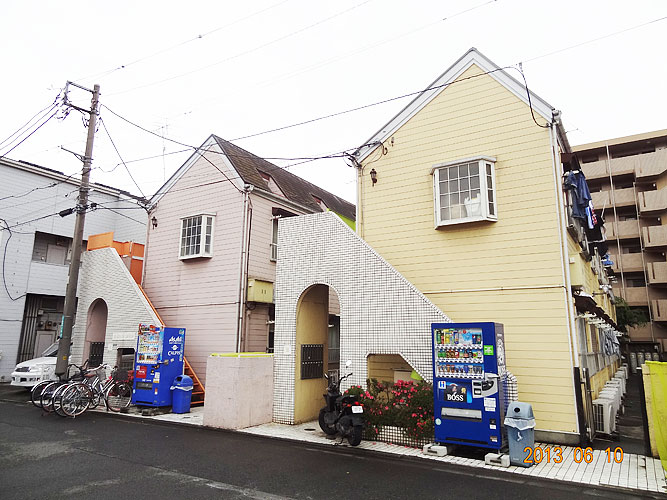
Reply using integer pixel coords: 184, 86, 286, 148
431, 322, 506, 450
132, 324, 186, 407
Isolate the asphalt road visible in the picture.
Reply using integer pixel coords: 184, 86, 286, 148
0, 387, 655, 500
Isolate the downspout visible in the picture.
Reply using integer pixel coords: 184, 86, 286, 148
550, 112, 581, 437
236, 184, 253, 353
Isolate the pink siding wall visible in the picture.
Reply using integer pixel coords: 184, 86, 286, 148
143, 147, 245, 384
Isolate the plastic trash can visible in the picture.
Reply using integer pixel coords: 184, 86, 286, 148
504, 402, 536, 467
171, 375, 194, 414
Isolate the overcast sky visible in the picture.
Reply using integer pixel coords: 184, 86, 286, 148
2, 0, 666, 204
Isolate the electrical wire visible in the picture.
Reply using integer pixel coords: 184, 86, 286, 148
74, 0, 293, 83
106, 1, 373, 97
99, 118, 146, 197
1, 218, 27, 301
510, 65, 550, 129
0, 91, 63, 148
94, 206, 146, 225
0, 108, 62, 159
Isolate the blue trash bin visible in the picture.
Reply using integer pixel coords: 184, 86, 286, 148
504, 402, 536, 467
171, 375, 193, 414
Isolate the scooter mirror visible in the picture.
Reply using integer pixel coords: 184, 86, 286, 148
345, 359, 352, 368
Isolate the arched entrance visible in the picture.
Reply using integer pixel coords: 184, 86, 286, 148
83, 298, 108, 367
294, 284, 341, 423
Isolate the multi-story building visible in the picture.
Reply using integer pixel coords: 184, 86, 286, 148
575, 130, 667, 360
0, 157, 146, 381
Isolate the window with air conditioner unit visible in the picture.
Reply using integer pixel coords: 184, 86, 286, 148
179, 214, 215, 259
432, 156, 497, 227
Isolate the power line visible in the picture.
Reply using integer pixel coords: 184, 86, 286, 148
99, 118, 146, 197
0, 107, 62, 159
107, 1, 373, 97
0, 90, 63, 149
522, 15, 667, 64
74, 0, 292, 83
1, 218, 26, 301
94, 206, 146, 225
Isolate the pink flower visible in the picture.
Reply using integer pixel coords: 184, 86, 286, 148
411, 413, 417, 418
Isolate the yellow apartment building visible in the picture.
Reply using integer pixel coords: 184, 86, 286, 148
352, 48, 618, 445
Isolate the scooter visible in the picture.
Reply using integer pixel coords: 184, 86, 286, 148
318, 360, 364, 446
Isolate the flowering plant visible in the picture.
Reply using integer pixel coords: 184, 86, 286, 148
344, 378, 434, 441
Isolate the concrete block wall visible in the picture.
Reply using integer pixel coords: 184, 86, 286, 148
71, 248, 161, 368
273, 212, 451, 424
203, 354, 274, 429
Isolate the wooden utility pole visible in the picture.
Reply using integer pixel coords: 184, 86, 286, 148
55, 83, 100, 377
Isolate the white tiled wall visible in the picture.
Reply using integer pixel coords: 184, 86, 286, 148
273, 212, 451, 424
71, 248, 161, 368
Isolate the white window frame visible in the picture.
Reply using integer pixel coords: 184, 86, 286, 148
179, 213, 215, 260
270, 216, 279, 262
431, 156, 497, 227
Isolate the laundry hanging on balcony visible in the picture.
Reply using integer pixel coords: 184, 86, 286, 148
564, 171, 597, 229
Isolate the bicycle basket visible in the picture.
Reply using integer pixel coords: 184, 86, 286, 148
112, 368, 130, 382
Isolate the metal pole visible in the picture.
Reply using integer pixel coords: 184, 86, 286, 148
55, 84, 100, 377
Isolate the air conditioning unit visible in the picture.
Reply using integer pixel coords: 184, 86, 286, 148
613, 373, 626, 393
606, 378, 625, 396
598, 388, 621, 417
615, 369, 626, 381
593, 399, 617, 435
620, 364, 629, 378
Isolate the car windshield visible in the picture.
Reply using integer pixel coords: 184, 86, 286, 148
42, 342, 60, 357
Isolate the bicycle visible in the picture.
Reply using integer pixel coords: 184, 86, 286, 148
57, 365, 132, 417
37, 362, 88, 413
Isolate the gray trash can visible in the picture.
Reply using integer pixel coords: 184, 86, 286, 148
504, 402, 536, 467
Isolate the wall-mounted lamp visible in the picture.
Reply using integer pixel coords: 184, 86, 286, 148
151, 216, 158, 229
370, 168, 377, 186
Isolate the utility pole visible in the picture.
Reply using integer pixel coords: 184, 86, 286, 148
55, 83, 100, 378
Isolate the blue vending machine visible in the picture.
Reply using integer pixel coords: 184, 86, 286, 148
431, 322, 506, 450
132, 324, 186, 407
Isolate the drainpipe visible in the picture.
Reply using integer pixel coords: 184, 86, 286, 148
236, 184, 253, 353
550, 112, 581, 437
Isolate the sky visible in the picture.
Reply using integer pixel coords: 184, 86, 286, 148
1, 0, 666, 204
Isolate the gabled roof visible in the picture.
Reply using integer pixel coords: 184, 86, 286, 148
150, 135, 355, 220
353, 47, 556, 162
213, 136, 355, 220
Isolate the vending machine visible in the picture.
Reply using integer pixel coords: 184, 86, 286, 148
132, 324, 186, 407
431, 322, 506, 450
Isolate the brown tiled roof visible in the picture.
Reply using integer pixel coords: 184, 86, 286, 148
212, 136, 355, 220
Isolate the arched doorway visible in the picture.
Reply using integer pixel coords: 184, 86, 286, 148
83, 298, 108, 367
294, 284, 341, 423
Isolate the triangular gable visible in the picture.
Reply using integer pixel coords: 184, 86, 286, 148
148, 135, 246, 208
354, 47, 555, 162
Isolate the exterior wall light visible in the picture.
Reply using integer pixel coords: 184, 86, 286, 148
370, 168, 377, 186
151, 216, 158, 228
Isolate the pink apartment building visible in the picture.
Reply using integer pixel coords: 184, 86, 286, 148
142, 135, 355, 385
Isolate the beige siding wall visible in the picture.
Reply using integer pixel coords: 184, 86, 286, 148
245, 304, 270, 353
143, 146, 245, 384
359, 64, 578, 434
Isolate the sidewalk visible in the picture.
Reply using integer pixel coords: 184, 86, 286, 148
106, 406, 667, 495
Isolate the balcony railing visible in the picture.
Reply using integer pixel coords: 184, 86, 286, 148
581, 149, 667, 180
647, 262, 667, 285
651, 299, 667, 321
613, 285, 649, 306
639, 188, 667, 214
626, 324, 655, 340
606, 220, 640, 240
590, 187, 636, 209
642, 225, 667, 250
635, 149, 667, 179
611, 253, 644, 273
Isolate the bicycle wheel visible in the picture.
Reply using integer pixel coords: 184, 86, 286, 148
52, 383, 72, 417
31, 380, 53, 409
61, 383, 93, 417
105, 382, 132, 412
40, 381, 62, 413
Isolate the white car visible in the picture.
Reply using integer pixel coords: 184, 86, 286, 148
10, 342, 60, 388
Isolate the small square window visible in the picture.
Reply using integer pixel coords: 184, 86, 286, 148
432, 157, 497, 227
179, 214, 215, 259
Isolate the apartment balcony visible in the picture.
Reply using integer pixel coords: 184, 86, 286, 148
627, 324, 655, 341
581, 156, 637, 180
651, 299, 667, 321
635, 149, 667, 179
642, 225, 667, 250
590, 187, 636, 209
606, 220, 640, 240
613, 285, 649, 306
611, 253, 644, 273
647, 262, 667, 285
638, 188, 667, 214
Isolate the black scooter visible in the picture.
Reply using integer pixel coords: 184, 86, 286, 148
318, 361, 364, 446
